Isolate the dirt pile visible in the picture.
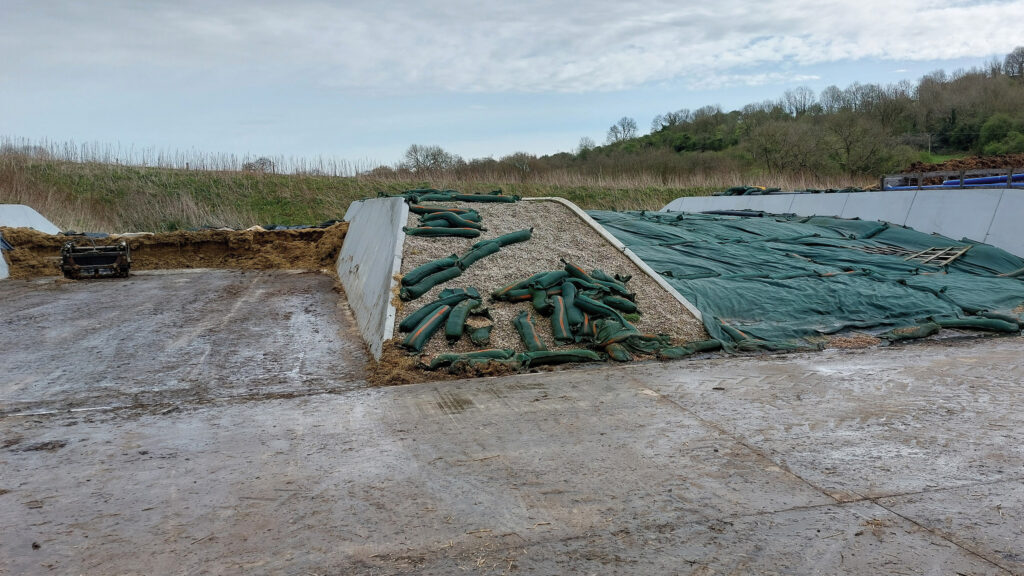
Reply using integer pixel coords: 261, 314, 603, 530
904, 153, 1024, 174
1, 223, 348, 279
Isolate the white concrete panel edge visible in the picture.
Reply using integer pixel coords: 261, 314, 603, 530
523, 197, 703, 322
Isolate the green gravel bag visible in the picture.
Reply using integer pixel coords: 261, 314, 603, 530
401, 305, 452, 351
531, 270, 569, 290
476, 228, 532, 248
458, 240, 500, 268
452, 194, 518, 203
602, 295, 638, 313
401, 254, 460, 287
420, 211, 485, 230
605, 343, 634, 362
400, 266, 463, 301
935, 317, 1020, 333
427, 348, 515, 370
398, 289, 478, 332
549, 295, 573, 342
518, 349, 603, 367
404, 226, 481, 238
469, 323, 493, 346
492, 272, 547, 300
561, 282, 585, 329
879, 322, 941, 341
562, 259, 596, 283
513, 310, 547, 351
445, 298, 482, 342
657, 340, 724, 359
531, 287, 553, 316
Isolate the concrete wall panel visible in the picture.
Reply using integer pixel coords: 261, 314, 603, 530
662, 189, 1023, 257
840, 190, 916, 224
787, 194, 849, 217
743, 195, 796, 213
903, 189, 1003, 242
983, 190, 1024, 258
337, 197, 408, 360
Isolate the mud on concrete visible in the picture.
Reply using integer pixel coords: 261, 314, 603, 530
0, 222, 348, 279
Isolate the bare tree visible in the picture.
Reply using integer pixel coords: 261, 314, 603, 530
576, 136, 596, 154
650, 109, 692, 132
819, 85, 844, 114
783, 86, 816, 117
1005, 46, 1024, 78
606, 117, 638, 143
403, 144, 463, 172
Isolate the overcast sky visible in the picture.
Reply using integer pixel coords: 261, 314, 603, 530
2, 0, 1023, 166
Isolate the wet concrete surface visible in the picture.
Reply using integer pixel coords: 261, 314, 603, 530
0, 270, 367, 416
1, 271, 1023, 574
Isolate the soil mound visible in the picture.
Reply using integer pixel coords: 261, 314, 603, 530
904, 153, 1024, 173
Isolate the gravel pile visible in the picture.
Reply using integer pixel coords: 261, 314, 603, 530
393, 199, 707, 357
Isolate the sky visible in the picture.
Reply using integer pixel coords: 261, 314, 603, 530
2, 0, 1023, 167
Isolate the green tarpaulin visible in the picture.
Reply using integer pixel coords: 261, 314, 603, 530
589, 210, 1024, 351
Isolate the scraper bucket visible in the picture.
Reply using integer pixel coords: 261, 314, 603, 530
60, 240, 131, 279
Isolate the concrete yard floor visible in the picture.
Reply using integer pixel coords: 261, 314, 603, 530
1, 270, 1023, 574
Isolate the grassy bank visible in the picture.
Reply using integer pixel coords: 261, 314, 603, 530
0, 153, 867, 232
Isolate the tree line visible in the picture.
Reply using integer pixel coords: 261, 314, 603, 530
386, 47, 1024, 182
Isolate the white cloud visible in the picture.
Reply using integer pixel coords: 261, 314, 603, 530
3, 0, 1024, 93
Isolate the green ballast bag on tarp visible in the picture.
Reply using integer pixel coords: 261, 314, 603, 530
427, 348, 515, 370
475, 228, 532, 249
400, 266, 463, 301
518, 349, 603, 367
420, 211, 485, 230
398, 288, 479, 332
403, 226, 481, 238
657, 340, 724, 359
935, 317, 1020, 333
513, 310, 547, 351
879, 322, 941, 341
549, 295, 573, 342
458, 240, 500, 268
401, 254, 460, 286
401, 305, 452, 351
452, 194, 518, 203
445, 298, 482, 341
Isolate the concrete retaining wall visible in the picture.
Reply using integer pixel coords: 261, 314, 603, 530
338, 198, 409, 360
662, 189, 1024, 257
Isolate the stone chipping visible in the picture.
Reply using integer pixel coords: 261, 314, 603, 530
393, 199, 707, 357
